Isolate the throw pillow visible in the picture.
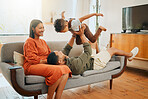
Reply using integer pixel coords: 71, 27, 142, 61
13, 51, 24, 66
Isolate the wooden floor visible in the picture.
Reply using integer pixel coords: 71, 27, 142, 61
0, 67, 148, 99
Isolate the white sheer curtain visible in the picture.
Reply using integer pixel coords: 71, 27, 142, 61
89, 0, 97, 34
75, 0, 91, 25
74, 0, 98, 34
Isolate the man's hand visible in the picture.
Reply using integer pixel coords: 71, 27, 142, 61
95, 13, 103, 17
73, 24, 86, 36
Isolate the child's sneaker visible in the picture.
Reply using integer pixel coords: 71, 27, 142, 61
99, 26, 107, 31
128, 47, 139, 61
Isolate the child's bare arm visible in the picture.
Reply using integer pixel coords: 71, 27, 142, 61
61, 11, 65, 19
79, 13, 103, 23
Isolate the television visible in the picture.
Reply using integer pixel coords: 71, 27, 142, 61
122, 4, 148, 33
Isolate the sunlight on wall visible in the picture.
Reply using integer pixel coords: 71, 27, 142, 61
42, 0, 77, 23
0, 0, 42, 34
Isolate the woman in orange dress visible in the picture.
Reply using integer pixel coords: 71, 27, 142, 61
23, 19, 72, 99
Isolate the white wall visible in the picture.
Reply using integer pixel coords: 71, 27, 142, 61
0, 0, 42, 34
0, 36, 28, 43
99, 0, 148, 50
42, 0, 77, 23
0, 0, 41, 44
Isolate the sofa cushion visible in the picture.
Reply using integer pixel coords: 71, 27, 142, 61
25, 74, 81, 84
71, 75, 81, 79
82, 61, 120, 77
25, 61, 120, 84
25, 75, 45, 84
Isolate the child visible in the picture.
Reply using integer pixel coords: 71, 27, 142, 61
54, 11, 107, 45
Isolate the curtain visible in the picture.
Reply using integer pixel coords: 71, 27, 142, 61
75, 0, 90, 25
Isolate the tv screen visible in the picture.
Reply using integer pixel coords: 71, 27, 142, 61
122, 4, 148, 33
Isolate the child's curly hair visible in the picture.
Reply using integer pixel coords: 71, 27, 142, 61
54, 19, 66, 32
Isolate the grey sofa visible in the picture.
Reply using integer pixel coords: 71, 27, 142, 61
0, 41, 127, 99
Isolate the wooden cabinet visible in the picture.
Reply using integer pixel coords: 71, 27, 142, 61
110, 33, 148, 60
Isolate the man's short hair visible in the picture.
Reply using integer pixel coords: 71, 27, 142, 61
54, 19, 65, 32
47, 52, 59, 65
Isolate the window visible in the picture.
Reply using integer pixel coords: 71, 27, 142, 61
0, 0, 42, 36
89, 0, 101, 34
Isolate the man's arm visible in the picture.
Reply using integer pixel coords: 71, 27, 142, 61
79, 13, 103, 23
62, 34, 76, 55
79, 33, 92, 56
73, 24, 92, 56
68, 34, 76, 47
70, 26, 92, 74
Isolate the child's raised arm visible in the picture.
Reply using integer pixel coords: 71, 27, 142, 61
61, 11, 65, 19
79, 13, 103, 23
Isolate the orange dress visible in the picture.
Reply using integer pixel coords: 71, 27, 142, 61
23, 37, 72, 86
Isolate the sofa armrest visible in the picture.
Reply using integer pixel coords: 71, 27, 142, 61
114, 56, 126, 69
0, 62, 25, 86
110, 55, 123, 61
110, 56, 126, 69
111, 56, 127, 78
9, 66, 22, 70
0, 62, 41, 96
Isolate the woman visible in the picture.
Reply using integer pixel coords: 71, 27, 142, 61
23, 19, 71, 99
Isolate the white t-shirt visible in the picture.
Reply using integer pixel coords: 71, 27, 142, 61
71, 19, 81, 31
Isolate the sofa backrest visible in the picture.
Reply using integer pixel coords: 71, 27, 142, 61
1, 41, 83, 63
1, 42, 24, 63
47, 41, 83, 58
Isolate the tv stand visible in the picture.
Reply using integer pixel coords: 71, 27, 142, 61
110, 33, 148, 61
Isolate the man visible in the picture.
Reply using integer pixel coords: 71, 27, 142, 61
47, 24, 139, 75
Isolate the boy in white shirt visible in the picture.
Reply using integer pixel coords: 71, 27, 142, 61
54, 11, 106, 45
